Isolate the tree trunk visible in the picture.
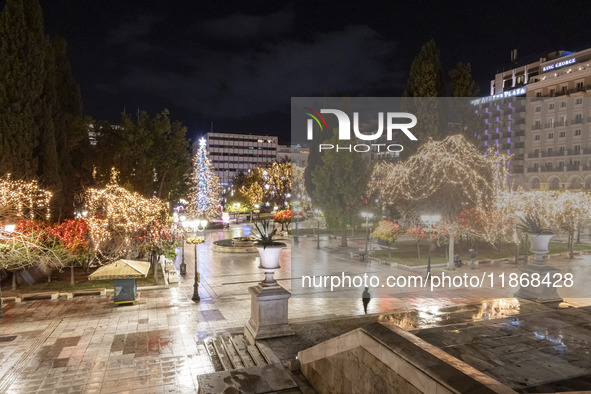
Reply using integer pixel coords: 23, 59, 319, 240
0, 276, 4, 318
157, 170, 168, 199
388, 243, 391, 258
417, 241, 421, 262
12, 271, 17, 291
569, 230, 575, 259
448, 233, 455, 269
341, 230, 348, 247
70, 264, 75, 285
154, 253, 160, 283
48, 272, 51, 283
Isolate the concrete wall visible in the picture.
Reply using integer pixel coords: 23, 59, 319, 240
298, 322, 516, 394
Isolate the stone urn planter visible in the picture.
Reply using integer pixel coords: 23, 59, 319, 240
245, 220, 294, 343
255, 244, 285, 286
527, 233, 554, 265
515, 214, 561, 304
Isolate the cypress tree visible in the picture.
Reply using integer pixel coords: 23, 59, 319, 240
0, 0, 46, 179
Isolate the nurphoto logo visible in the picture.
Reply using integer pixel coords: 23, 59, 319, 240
303, 108, 418, 153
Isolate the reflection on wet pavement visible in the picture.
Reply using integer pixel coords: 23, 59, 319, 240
415, 305, 591, 392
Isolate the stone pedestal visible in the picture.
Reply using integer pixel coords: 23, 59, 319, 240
515, 263, 563, 305
244, 283, 295, 344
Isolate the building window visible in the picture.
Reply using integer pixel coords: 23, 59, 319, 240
561, 85, 567, 94
550, 88, 555, 97
575, 129, 582, 136
534, 148, 540, 155
547, 147, 553, 154
559, 146, 565, 153
546, 162, 552, 169
574, 145, 581, 154
535, 106, 541, 112
536, 91, 542, 97
576, 97, 583, 105
549, 103, 555, 110
561, 101, 567, 108
559, 131, 566, 138
534, 134, 541, 141
576, 81, 584, 91
548, 133, 554, 139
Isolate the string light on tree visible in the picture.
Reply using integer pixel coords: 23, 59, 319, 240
188, 138, 220, 220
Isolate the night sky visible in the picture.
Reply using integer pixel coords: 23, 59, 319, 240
38, 0, 591, 143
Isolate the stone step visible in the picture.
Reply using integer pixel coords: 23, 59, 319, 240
203, 339, 224, 372
211, 337, 233, 371
231, 335, 256, 368
220, 334, 245, 369
201, 334, 269, 372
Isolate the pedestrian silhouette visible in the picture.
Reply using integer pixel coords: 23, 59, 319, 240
362, 287, 371, 314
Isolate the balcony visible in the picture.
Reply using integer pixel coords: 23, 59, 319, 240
527, 152, 540, 158
526, 167, 539, 173
566, 165, 580, 171
541, 167, 556, 172
514, 131, 525, 137
572, 118, 584, 125
514, 142, 525, 149
532, 124, 543, 130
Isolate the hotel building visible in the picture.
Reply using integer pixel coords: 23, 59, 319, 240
471, 48, 591, 190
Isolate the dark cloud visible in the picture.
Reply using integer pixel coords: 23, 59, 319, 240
107, 14, 160, 46
117, 25, 398, 118
201, 9, 294, 42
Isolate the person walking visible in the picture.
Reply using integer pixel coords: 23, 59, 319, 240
362, 287, 371, 314
470, 248, 477, 269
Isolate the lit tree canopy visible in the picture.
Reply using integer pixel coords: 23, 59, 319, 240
235, 160, 293, 211
0, 174, 52, 221
84, 170, 168, 259
370, 134, 510, 218
188, 138, 220, 220
370, 134, 510, 267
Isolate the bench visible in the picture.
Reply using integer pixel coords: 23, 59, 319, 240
72, 288, 107, 297
18, 292, 59, 302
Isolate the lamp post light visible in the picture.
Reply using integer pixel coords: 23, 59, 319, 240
254, 204, 260, 221
178, 215, 187, 275
314, 209, 322, 249
361, 212, 374, 258
184, 219, 207, 302
233, 203, 240, 223
420, 214, 441, 280
293, 201, 300, 244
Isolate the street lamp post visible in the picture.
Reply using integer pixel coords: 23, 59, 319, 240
361, 212, 374, 259
420, 214, 441, 280
293, 202, 300, 244
183, 219, 207, 302
314, 209, 321, 249
254, 204, 260, 221
177, 215, 187, 275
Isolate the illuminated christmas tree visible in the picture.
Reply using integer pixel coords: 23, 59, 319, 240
188, 138, 220, 219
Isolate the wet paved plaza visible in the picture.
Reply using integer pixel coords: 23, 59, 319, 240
1, 225, 591, 393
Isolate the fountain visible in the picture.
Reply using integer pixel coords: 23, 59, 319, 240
212, 236, 258, 253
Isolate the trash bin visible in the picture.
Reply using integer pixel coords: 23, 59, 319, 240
113, 278, 137, 304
